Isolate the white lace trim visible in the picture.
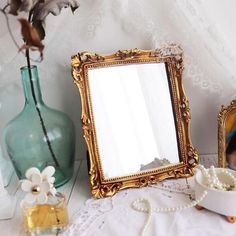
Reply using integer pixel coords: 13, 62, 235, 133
63, 178, 195, 236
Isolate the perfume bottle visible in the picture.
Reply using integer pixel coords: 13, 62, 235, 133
20, 166, 69, 235
22, 192, 68, 235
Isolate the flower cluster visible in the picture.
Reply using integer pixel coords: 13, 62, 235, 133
21, 166, 57, 205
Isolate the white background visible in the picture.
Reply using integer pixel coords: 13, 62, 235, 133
1, 0, 236, 162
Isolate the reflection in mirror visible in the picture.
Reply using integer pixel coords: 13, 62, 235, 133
225, 110, 236, 170
88, 63, 179, 179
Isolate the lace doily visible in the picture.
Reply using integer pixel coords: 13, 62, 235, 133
62, 175, 236, 236
63, 178, 194, 236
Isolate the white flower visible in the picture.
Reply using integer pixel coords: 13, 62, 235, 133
21, 166, 57, 205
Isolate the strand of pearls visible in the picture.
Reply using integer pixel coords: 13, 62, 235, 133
132, 190, 208, 236
132, 165, 236, 236
197, 165, 236, 191
220, 168, 236, 190
132, 190, 207, 213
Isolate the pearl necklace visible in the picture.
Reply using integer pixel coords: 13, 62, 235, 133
132, 190, 207, 236
197, 165, 236, 191
132, 165, 236, 236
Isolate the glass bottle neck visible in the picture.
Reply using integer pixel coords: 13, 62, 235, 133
21, 66, 44, 106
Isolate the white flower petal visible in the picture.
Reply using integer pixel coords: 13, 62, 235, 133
31, 173, 42, 184
40, 182, 50, 192
24, 193, 36, 204
26, 167, 40, 180
37, 192, 48, 204
42, 166, 55, 179
48, 177, 55, 184
21, 180, 33, 192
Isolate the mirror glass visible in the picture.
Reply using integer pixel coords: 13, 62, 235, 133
225, 111, 236, 170
88, 63, 180, 179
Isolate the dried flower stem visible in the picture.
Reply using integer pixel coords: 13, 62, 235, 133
25, 11, 60, 167
25, 48, 60, 167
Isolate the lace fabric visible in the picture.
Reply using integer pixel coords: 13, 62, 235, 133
61, 156, 221, 236
64, 197, 114, 236
109, 0, 236, 99
1, 0, 235, 97
63, 178, 192, 236
62, 176, 236, 236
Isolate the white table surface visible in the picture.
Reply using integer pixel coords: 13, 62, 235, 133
0, 154, 219, 235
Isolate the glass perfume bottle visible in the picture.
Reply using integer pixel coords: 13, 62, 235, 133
22, 192, 69, 235
4, 66, 75, 187
20, 166, 69, 235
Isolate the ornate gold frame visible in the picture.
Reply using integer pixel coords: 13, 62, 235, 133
71, 45, 198, 198
218, 100, 236, 167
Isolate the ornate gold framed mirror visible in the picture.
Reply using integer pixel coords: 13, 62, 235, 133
218, 100, 236, 170
71, 44, 198, 198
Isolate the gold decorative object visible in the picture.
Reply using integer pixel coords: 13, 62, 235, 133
71, 45, 198, 198
218, 100, 236, 169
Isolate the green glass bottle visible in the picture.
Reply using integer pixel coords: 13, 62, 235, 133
4, 66, 75, 187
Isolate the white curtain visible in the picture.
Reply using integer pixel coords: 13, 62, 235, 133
0, 0, 236, 157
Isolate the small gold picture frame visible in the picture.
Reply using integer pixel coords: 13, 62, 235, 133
218, 100, 236, 169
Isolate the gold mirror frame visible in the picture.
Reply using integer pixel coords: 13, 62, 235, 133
218, 100, 236, 167
71, 44, 198, 198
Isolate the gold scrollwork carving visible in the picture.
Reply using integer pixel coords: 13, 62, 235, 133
180, 98, 191, 122
115, 48, 141, 60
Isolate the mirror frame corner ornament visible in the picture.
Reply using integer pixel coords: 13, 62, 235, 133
71, 44, 198, 198
218, 100, 236, 168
